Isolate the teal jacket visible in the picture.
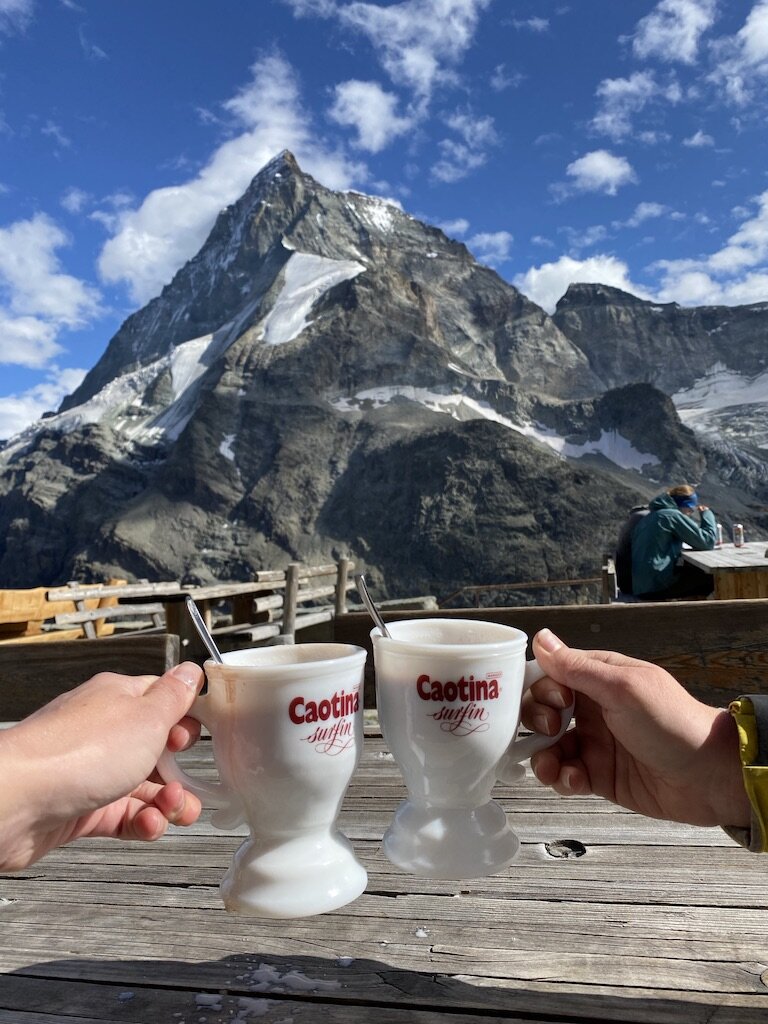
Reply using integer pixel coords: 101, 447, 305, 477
631, 492, 717, 596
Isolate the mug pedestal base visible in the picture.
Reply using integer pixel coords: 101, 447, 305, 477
221, 830, 367, 918
383, 799, 520, 879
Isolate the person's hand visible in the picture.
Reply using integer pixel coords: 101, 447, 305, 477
520, 630, 750, 829
0, 663, 205, 871
697, 504, 710, 512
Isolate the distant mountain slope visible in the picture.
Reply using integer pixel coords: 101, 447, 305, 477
1, 152, 767, 595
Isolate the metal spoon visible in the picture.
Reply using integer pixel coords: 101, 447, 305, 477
354, 573, 391, 638
185, 594, 224, 663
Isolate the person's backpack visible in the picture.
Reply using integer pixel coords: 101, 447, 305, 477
615, 506, 650, 595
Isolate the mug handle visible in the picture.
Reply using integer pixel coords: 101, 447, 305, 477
496, 658, 574, 784
156, 693, 246, 830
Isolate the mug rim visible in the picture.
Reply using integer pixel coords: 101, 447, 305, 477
370, 617, 528, 653
205, 642, 367, 673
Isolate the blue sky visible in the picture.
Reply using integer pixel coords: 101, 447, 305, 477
1, 0, 768, 439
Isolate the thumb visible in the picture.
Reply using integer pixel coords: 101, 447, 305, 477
532, 630, 644, 704
141, 662, 204, 723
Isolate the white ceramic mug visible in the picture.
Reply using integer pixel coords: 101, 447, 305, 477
158, 643, 368, 918
372, 618, 573, 879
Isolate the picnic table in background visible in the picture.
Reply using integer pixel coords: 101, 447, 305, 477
681, 540, 768, 599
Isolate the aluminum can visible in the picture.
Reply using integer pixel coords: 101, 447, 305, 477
733, 523, 745, 547
715, 523, 724, 547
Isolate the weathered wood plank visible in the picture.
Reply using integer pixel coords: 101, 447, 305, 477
1, 926, 767, 1021
47, 582, 180, 602
0, 634, 180, 720
54, 604, 165, 625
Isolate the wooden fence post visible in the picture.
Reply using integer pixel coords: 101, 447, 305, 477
283, 563, 300, 640
335, 558, 351, 616
601, 557, 617, 604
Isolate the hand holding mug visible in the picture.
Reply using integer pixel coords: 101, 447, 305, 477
159, 643, 368, 918
521, 630, 750, 830
372, 618, 573, 879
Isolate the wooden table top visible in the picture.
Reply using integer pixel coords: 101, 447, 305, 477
1, 730, 767, 1024
682, 541, 768, 573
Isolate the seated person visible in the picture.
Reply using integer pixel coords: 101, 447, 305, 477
631, 484, 717, 600
614, 504, 649, 595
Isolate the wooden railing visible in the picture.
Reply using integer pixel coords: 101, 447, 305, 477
334, 598, 768, 709
0, 560, 360, 650
440, 565, 615, 608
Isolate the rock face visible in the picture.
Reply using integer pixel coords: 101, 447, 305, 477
553, 283, 768, 394
2, 152, 768, 599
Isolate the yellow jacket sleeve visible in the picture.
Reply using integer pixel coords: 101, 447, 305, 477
724, 696, 768, 853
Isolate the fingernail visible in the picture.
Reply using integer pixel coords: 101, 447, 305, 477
170, 662, 201, 689
537, 628, 563, 653
545, 687, 569, 709
533, 712, 554, 736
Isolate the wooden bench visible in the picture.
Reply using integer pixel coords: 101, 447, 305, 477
334, 599, 768, 708
0, 633, 181, 721
0, 582, 132, 643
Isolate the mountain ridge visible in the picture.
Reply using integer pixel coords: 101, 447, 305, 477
2, 151, 768, 598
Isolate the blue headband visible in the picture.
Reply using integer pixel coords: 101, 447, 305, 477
673, 492, 698, 509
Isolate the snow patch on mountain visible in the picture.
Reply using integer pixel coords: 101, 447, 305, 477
518, 422, 660, 470
0, 324, 240, 463
261, 252, 365, 346
673, 363, 768, 439
333, 386, 659, 471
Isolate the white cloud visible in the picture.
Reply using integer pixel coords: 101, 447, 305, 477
78, 24, 108, 61
591, 71, 681, 141
514, 254, 649, 313
708, 0, 768, 105
489, 64, 524, 91
467, 230, 513, 264
437, 217, 469, 236
0, 314, 60, 368
564, 224, 609, 251
683, 128, 714, 146
632, 0, 718, 64
431, 109, 497, 182
0, 214, 101, 369
445, 109, 497, 149
0, 366, 87, 441
563, 150, 637, 196
652, 189, 768, 302
97, 54, 367, 304
0, 214, 100, 324
431, 140, 486, 182
285, 0, 491, 102
0, 0, 33, 33
329, 80, 413, 152
41, 120, 72, 149
512, 17, 549, 32
329, 0, 492, 99
60, 186, 90, 214
622, 201, 669, 227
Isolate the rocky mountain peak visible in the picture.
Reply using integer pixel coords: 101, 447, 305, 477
3, 152, 768, 594
555, 282, 674, 312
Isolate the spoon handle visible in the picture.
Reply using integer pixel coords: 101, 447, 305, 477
354, 574, 391, 639
185, 595, 224, 663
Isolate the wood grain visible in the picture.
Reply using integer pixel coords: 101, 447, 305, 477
1, 737, 767, 1024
